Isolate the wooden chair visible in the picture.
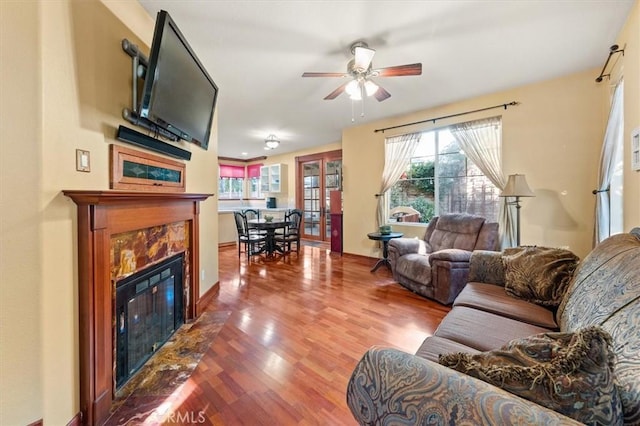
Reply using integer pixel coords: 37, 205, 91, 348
234, 211, 266, 259
242, 208, 266, 235
274, 209, 302, 254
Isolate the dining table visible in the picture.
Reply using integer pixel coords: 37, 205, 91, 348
248, 218, 292, 257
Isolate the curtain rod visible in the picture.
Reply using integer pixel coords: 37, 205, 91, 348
373, 101, 520, 134
595, 44, 624, 83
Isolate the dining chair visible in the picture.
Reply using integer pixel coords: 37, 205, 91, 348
274, 209, 302, 254
274, 208, 300, 235
234, 211, 266, 259
242, 209, 266, 235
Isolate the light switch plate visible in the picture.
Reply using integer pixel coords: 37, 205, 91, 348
632, 127, 640, 172
76, 149, 90, 172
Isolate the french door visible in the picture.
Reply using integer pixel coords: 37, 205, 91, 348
296, 150, 342, 242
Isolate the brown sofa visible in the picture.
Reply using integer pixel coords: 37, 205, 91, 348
388, 213, 499, 304
347, 229, 640, 425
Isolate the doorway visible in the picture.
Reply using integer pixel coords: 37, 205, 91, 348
296, 150, 342, 242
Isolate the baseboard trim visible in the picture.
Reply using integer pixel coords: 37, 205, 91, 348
196, 281, 220, 316
66, 412, 82, 426
219, 242, 236, 248
341, 252, 376, 262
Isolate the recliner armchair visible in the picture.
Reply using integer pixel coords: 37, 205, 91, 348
388, 213, 499, 304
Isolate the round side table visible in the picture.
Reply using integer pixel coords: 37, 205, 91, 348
367, 232, 403, 272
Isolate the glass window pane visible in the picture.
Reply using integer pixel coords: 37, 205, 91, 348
387, 126, 499, 224
438, 152, 466, 177
305, 176, 312, 188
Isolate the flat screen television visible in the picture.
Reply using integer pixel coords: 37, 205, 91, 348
139, 10, 218, 150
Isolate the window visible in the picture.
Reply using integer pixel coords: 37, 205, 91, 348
218, 165, 245, 199
389, 128, 500, 224
247, 164, 263, 199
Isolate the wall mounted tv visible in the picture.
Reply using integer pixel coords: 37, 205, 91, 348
139, 10, 218, 150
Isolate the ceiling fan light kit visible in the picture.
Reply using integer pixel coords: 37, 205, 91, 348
345, 79, 380, 100
302, 40, 422, 118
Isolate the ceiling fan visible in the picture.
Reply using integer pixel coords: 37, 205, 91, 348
302, 41, 422, 102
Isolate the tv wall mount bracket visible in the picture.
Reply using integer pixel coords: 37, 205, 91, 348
121, 38, 178, 141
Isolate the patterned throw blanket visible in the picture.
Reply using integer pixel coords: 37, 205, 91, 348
502, 246, 579, 307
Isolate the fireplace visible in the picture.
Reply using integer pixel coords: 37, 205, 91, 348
63, 190, 212, 426
115, 253, 184, 389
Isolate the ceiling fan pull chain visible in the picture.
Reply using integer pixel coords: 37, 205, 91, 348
351, 99, 355, 123
361, 83, 366, 118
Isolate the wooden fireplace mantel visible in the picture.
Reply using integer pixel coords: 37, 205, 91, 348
63, 190, 213, 426
63, 190, 211, 205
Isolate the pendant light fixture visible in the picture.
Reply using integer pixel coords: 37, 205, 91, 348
264, 134, 280, 150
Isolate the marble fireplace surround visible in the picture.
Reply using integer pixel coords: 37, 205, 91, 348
64, 190, 212, 426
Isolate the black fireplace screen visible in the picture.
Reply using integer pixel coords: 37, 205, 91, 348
115, 253, 184, 389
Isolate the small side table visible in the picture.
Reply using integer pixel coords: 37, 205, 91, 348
367, 232, 403, 272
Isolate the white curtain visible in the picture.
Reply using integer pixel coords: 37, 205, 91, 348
594, 81, 624, 244
450, 116, 514, 248
376, 132, 422, 228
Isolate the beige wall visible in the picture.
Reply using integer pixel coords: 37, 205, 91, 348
0, 2, 44, 424
0, 0, 219, 423
613, 1, 640, 230
343, 69, 607, 260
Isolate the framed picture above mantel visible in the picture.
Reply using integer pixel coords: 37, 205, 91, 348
110, 144, 186, 192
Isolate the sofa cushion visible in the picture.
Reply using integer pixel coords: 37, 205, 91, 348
502, 246, 579, 308
415, 335, 481, 363
454, 282, 558, 329
557, 231, 640, 424
601, 302, 640, 425
468, 250, 506, 286
427, 214, 485, 252
347, 347, 583, 425
439, 326, 623, 426
434, 306, 551, 352
394, 253, 431, 285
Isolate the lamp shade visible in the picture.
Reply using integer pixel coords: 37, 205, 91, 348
345, 80, 359, 97
345, 79, 378, 100
500, 174, 535, 197
364, 80, 379, 96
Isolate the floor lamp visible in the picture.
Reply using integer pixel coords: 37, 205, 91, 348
500, 174, 535, 246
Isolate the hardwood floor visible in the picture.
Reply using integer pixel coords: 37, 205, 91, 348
174, 242, 450, 425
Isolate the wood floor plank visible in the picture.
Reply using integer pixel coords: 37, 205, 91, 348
173, 243, 450, 424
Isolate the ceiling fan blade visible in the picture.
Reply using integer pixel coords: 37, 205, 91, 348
374, 63, 422, 77
324, 82, 349, 100
354, 46, 375, 71
302, 72, 349, 78
374, 85, 391, 102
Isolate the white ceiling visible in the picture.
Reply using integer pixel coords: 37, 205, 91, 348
137, 0, 634, 160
